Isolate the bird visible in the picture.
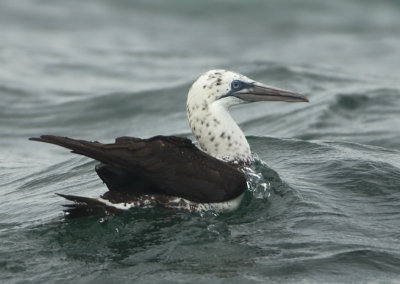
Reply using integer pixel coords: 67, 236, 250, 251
30, 69, 308, 218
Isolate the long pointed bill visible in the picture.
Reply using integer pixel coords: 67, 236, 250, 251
234, 83, 309, 103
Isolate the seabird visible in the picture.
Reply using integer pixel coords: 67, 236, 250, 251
30, 70, 308, 218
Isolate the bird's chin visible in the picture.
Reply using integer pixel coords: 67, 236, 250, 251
217, 96, 249, 108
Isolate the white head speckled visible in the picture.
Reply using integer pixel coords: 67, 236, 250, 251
186, 69, 308, 164
187, 70, 252, 163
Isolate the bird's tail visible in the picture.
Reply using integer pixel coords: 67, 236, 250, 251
57, 193, 123, 219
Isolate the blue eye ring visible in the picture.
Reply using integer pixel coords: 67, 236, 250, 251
231, 80, 242, 90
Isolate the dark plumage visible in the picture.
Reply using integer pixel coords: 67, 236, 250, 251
30, 135, 247, 217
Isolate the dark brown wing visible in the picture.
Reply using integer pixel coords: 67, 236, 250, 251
30, 135, 246, 203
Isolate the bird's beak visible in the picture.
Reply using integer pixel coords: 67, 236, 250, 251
234, 82, 309, 103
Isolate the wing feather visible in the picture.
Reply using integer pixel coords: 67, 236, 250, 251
30, 135, 246, 202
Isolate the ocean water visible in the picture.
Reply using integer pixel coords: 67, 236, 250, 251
1, 0, 400, 283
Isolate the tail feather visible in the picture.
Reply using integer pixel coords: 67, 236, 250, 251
56, 193, 123, 218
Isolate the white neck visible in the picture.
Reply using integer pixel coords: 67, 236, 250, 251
187, 100, 252, 163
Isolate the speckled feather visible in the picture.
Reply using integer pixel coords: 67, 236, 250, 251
187, 70, 253, 163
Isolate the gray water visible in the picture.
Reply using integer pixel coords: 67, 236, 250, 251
1, 0, 400, 283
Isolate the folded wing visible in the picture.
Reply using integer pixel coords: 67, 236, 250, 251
30, 135, 246, 203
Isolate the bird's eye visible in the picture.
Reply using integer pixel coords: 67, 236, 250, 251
231, 80, 242, 90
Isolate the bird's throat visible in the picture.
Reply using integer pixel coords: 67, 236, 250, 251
188, 101, 251, 163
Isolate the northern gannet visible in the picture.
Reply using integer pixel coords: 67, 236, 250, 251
30, 70, 308, 218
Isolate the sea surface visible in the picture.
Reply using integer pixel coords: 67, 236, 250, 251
1, 0, 400, 283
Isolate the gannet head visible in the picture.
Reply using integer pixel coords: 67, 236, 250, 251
186, 69, 308, 163
187, 69, 308, 109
